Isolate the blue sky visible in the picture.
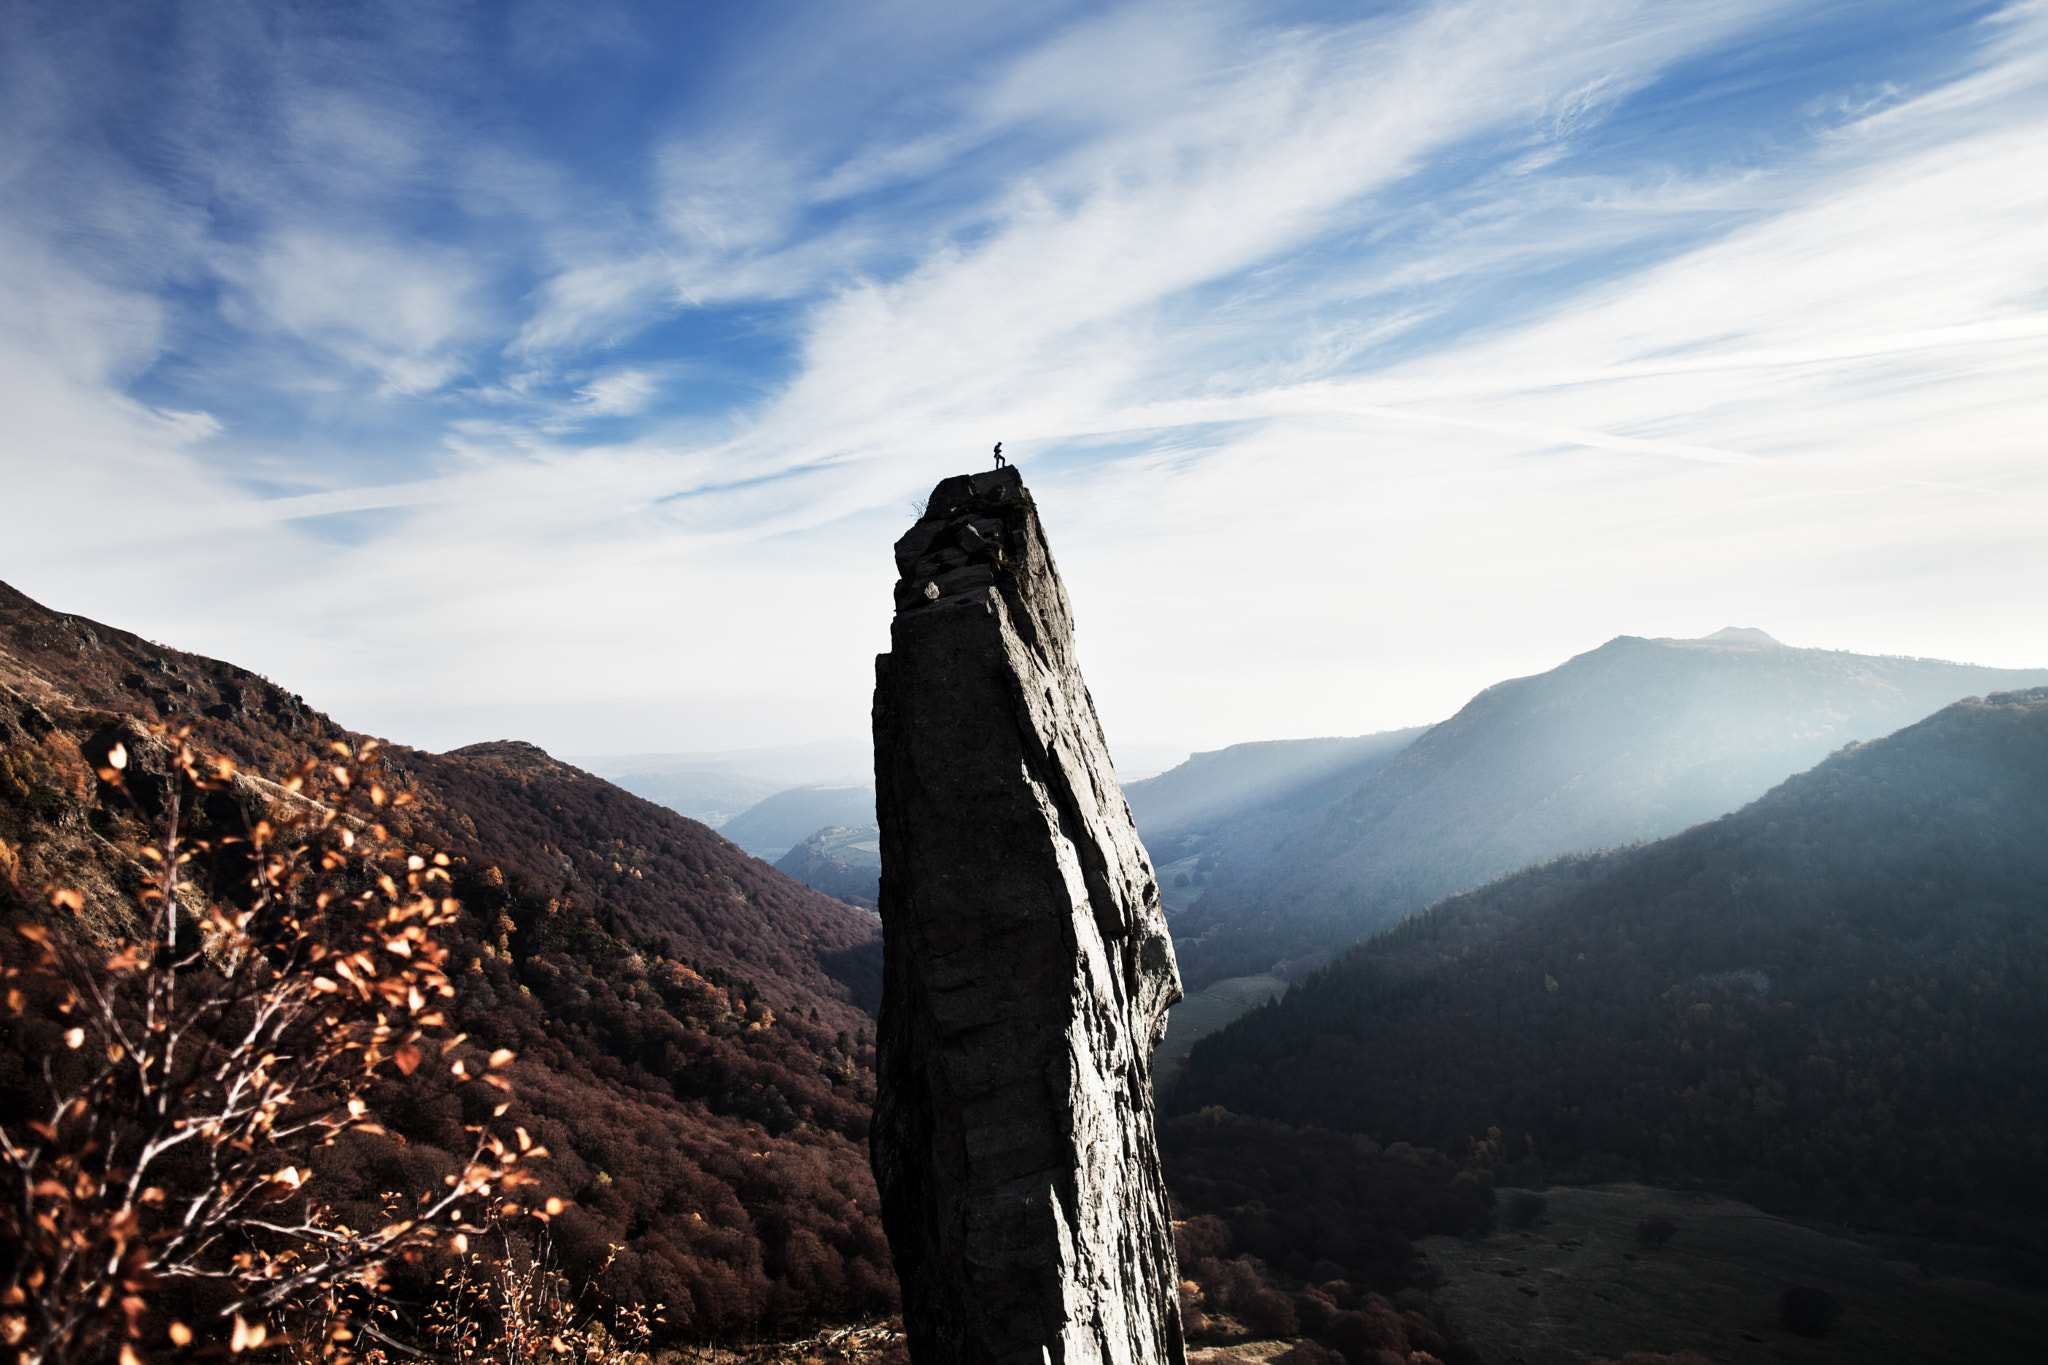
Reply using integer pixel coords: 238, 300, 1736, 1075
3, 0, 2044, 759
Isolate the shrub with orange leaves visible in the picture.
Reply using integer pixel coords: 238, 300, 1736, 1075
421, 1236, 657, 1365
0, 728, 547, 1365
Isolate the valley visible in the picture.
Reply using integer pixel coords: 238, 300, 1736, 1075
9, 578, 2047, 1364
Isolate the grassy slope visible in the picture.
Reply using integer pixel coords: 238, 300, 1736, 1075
1420, 1184, 2047, 1365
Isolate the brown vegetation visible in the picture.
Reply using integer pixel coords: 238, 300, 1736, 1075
0, 581, 897, 1344
1, 730, 542, 1365
1162, 1111, 1485, 1364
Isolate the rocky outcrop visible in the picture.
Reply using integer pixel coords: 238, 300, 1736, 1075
871, 467, 1185, 1365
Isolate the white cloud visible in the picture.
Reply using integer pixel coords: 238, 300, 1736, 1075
227, 230, 486, 395
5, 0, 2045, 759
0, 227, 312, 658
570, 369, 657, 416
699, 1, 1784, 478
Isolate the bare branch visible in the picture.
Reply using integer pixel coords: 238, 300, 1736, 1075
1, 734, 546, 1365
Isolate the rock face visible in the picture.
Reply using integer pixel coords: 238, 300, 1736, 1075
871, 467, 1186, 1365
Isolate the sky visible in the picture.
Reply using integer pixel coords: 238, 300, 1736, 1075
2, 0, 2044, 763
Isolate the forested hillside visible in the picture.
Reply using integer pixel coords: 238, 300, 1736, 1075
1175, 686, 2048, 1232
400, 741, 881, 1032
0, 581, 895, 1337
1174, 630, 2048, 986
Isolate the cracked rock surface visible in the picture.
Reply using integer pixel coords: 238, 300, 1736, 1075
872, 466, 1186, 1365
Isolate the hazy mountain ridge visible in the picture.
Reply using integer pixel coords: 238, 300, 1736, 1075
1173, 630, 2048, 985
1128, 730, 1429, 914
1127, 730, 1432, 835
718, 784, 876, 860
1173, 685, 2048, 1233
571, 741, 870, 828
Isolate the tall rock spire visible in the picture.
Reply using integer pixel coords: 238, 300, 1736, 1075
871, 467, 1186, 1365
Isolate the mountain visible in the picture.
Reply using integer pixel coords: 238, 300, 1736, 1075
776, 824, 882, 908
1172, 686, 2048, 1233
1173, 630, 2048, 985
719, 785, 877, 859
0, 580, 894, 1335
1127, 730, 1429, 911
567, 767, 781, 827
570, 741, 869, 826
1128, 732, 1429, 834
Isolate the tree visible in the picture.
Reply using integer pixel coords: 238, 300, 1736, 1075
1, 728, 549, 1365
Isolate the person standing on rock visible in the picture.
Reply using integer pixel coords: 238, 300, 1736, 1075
992, 441, 1005, 467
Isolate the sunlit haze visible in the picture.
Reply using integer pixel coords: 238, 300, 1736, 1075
4, 0, 2043, 759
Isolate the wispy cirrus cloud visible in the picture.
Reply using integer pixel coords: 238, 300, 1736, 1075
225, 231, 489, 395
1, 0, 2042, 754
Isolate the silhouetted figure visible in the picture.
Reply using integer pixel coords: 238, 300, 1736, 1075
993, 442, 1006, 468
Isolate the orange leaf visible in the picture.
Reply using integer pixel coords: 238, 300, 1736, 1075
393, 1044, 422, 1076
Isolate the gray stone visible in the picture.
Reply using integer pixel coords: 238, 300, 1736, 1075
871, 465, 1186, 1365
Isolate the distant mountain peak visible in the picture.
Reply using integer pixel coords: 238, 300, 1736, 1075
1697, 626, 1782, 647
